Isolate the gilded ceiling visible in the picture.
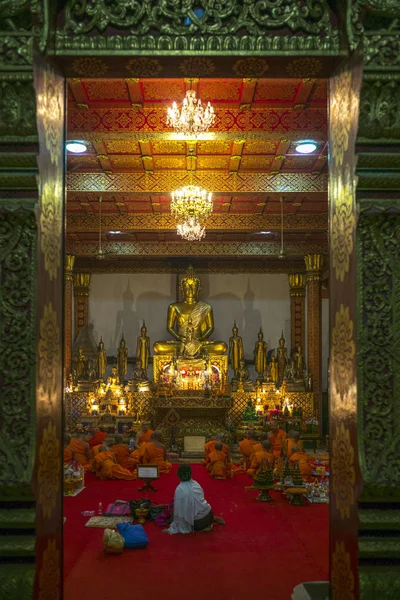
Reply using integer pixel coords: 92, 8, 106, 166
66, 77, 328, 264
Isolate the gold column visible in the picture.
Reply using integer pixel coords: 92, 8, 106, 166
73, 272, 91, 340
65, 255, 75, 376
288, 273, 306, 354
304, 254, 324, 422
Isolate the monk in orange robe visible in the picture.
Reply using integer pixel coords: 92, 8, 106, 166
283, 430, 303, 458
208, 442, 232, 479
289, 446, 313, 479
247, 440, 274, 478
251, 432, 268, 455
238, 430, 257, 468
143, 431, 172, 474
131, 421, 154, 464
69, 433, 91, 470
202, 434, 230, 467
94, 446, 137, 480
269, 421, 287, 458
87, 427, 107, 449
112, 434, 138, 470
202, 436, 216, 466
64, 433, 74, 464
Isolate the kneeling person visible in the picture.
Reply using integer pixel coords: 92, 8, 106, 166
208, 442, 232, 479
94, 445, 137, 480
144, 431, 172, 474
165, 465, 226, 534
247, 440, 274, 478
289, 445, 312, 479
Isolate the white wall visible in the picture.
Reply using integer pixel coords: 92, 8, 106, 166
85, 272, 329, 388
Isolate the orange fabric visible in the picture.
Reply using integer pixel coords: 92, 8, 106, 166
88, 431, 107, 449
64, 447, 73, 463
131, 442, 147, 465
138, 429, 154, 445
208, 449, 231, 479
70, 438, 91, 470
239, 439, 256, 458
95, 451, 137, 480
112, 444, 138, 470
290, 452, 313, 478
202, 441, 230, 466
247, 450, 275, 477
284, 438, 303, 458
270, 429, 287, 458
143, 443, 172, 474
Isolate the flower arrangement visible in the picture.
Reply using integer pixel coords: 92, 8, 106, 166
268, 409, 283, 420
75, 422, 89, 434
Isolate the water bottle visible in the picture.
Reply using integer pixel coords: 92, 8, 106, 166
129, 436, 134, 451
98, 502, 103, 516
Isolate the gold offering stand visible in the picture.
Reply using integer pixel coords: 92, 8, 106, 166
245, 463, 274, 502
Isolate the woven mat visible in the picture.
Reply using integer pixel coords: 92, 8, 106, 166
85, 515, 133, 528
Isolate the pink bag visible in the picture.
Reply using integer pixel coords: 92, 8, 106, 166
155, 502, 173, 527
105, 502, 131, 516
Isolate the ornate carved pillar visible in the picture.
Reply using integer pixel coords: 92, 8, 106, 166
288, 273, 306, 354
73, 272, 91, 339
64, 255, 75, 376
304, 254, 324, 415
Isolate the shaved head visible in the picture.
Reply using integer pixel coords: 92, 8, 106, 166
262, 440, 272, 451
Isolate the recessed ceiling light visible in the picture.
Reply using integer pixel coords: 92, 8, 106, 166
259, 231, 272, 234
66, 140, 87, 154
109, 231, 122, 234
295, 141, 317, 154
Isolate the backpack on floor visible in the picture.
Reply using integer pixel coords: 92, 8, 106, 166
117, 522, 149, 549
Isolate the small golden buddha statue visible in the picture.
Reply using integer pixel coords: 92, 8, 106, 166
153, 266, 227, 356
117, 334, 128, 380
75, 347, 86, 380
254, 328, 267, 381
228, 321, 243, 373
277, 332, 288, 382
136, 321, 150, 371
96, 337, 107, 380
269, 354, 279, 383
107, 366, 120, 387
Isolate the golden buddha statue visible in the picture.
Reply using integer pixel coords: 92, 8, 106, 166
277, 331, 288, 382
254, 328, 267, 381
228, 321, 243, 373
117, 334, 128, 380
153, 266, 227, 356
96, 337, 107, 380
136, 321, 150, 371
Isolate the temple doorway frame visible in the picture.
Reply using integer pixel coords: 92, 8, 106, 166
1, 3, 399, 599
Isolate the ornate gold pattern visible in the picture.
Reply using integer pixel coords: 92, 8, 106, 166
126, 57, 162, 77
73, 273, 91, 337
179, 57, 216, 77
332, 423, 355, 520
72, 57, 108, 77
331, 541, 355, 600
286, 58, 322, 78
331, 178, 355, 282
332, 304, 355, 402
330, 70, 357, 167
38, 421, 60, 519
38, 539, 60, 600
37, 67, 63, 167
40, 182, 62, 281
289, 274, 306, 353
233, 57, 269, 78
67, 171, 328, 194
38, 303, 61, 399
305, 254, 323, 403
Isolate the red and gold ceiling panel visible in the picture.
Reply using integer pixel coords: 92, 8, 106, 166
67, 77, 328, 255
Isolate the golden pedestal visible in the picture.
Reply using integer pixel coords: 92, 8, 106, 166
153, 354, 228, 391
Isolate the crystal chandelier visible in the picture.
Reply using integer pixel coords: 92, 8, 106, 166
171, 185, 213, 241
167, 90, 215, 136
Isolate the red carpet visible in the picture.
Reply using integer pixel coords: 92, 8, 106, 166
64, 465, 328, 600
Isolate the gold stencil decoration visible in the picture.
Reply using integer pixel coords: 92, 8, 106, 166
331, 177, 355, 282
38, 421, 60, 519
332, 304, 355, 402
332, 423, 355, 520
331, 541, 355, 600
40, 181, 62, 281
233, 57, 268, 78
72, 57, 108, 77
286, 58, 322, 78
331, 70, 357, 167
38, 303, 61, 399
179, 57, 215, 77
126, 57, 162, 77
38, 538, 60, 600
37, 67, 63, 167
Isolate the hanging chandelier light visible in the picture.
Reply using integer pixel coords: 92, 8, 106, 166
278, 196, 287, 260
171, 185, 213, 241
167, 90, 215, 137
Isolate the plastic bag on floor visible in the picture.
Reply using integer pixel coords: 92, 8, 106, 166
103, 528, 125, 554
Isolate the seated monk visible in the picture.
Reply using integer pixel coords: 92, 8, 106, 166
143, 431, 172, 474
112, 434, 138, 470
289, 446, 313, 479
251, 432, 268, 455
202, 433, 230, 467
247, 440, 274, 478
238, 430, 258, 468
64, 432, 74, 464
131, 421, 154, 464
208, 442, 232, 480
94, 445, 137, 480
283, 430, 303, 458
269, 421, 287, 458
87, 427, 107, 449
69, 433, 91, 471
